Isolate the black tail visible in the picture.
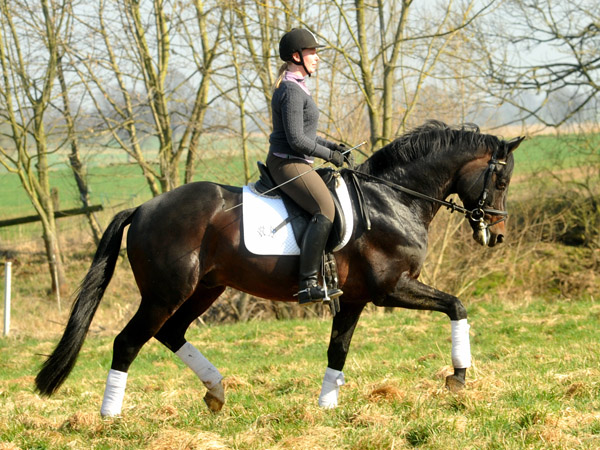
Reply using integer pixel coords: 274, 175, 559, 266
35, 208, 137, 396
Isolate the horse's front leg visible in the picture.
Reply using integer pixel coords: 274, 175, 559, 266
372, 272, 470, 392
320, 301, 366, 408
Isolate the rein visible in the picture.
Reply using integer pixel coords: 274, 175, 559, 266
345, 150, 508, 225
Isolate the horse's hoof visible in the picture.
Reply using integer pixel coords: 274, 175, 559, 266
204, 391, 224, 412
204, 384, 225, 412
445, 374, 465, 393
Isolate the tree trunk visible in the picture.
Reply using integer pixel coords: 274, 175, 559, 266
42, 225, 66, 298
57, 54, 103, 244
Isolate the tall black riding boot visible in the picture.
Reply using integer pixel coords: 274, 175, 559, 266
297, 214, 343, 305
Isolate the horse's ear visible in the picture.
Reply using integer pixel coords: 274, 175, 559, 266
506, 136, 525, 153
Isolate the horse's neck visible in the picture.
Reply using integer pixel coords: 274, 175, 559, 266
360, 150, 472, 223
392, 154, 466, 201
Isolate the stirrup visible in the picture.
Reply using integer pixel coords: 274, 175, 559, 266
296, 285, 343, 305
322, 288, 343, 303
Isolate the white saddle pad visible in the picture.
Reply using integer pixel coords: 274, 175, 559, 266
242, 175, 354, 256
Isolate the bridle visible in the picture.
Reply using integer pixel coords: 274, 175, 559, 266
346, 146, 509, 232
464, 146, 509, 245
468, 145, 509, 225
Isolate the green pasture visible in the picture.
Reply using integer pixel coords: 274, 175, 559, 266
0, 135, 267, 222
512, 133, 599, 173
1, 296, 598, 449
0, 148, 266, 241
0, 133, 596, 242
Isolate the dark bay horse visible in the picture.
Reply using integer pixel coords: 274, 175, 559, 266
35, 121, 524, 416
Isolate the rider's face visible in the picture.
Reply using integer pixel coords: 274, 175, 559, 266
293, 48, 319, 76
301, 48, 319, 74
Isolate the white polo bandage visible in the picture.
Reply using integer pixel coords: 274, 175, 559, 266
175, 342, 223, 390
451, 319, 472, 368
100, 369, 128, 417
318, 367, 345, 409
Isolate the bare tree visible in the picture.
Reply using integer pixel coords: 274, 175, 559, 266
0, 0, 68, 294
181, 0, 225, 183
56, 50, 103, 245
476, 0, 599, 127
71, 0, 161, 196
276, 0, 500, 150
231, 0, 277, 130
224, 8, 252, 182
70, 0, 226, 194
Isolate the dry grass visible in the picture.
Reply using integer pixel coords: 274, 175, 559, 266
1, 296, 600, 449
147, 429, 230, 450
1, 146, 599, 448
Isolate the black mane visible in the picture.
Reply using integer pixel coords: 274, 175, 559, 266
362, 120, 503, 175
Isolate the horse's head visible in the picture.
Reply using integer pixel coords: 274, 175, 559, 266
456, 136, 525, 247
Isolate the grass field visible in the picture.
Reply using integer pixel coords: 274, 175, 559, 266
1, 132, 596, 223
0, 131, 598, 449
0, 296, 598, 449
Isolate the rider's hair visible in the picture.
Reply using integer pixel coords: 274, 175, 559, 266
272, 62, 290, 92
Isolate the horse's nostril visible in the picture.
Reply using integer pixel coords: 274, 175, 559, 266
497, 234, 504, 244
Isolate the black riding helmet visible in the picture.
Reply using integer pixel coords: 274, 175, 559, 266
279, 28, 324, 76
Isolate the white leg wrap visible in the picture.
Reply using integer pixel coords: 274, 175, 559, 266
100, 369, 128, 417
318, 367, 345, 409
175, 342, 223, 390
451, 319, 472, 368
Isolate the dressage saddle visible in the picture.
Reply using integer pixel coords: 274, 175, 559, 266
253, 161, 347, 253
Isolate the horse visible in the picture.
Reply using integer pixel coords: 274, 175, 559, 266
35, 120, 524, 416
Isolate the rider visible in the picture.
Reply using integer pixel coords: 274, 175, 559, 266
266, 28, 347, 305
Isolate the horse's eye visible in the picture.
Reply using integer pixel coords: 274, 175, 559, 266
497, 181, 507, 190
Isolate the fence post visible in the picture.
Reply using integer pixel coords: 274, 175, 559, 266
3, 261, 11, 337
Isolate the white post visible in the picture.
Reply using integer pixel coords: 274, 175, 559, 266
3, 262, 12, 337
51, 254, 61, 313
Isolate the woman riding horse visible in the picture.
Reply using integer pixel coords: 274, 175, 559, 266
35, 121, 524, 416
267, 28, 350, 305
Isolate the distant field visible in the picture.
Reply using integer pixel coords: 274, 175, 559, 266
0, 140, 267, 241
0, 135, 268, 219
511, 133, 598, 173
0, 133, 596, 242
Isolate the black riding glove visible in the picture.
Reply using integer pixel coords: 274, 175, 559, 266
329, 150, 344, 167
332, 143, 355, 168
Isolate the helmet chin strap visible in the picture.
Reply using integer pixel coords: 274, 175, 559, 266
295, 51, 312, 77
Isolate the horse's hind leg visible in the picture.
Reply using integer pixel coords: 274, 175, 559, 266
320, 302, 365, 408
154, 285, 226, 412
101, 299, 174, 417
